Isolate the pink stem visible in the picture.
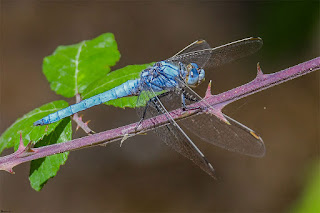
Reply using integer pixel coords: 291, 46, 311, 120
0, 57, 319, 173
72, 93, 95, 135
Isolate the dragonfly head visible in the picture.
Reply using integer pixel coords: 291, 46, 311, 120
186, 63, 205, 87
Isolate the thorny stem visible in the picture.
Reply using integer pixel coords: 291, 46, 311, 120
0, 57, 319, 173
72, 93, 95, 135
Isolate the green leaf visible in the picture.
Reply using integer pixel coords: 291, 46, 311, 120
29, 118, 72, 191
43, 33, 120, 98
0, 100, 69, 154
82, 63, 154, 108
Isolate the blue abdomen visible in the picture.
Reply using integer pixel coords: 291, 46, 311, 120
34, 79, 140, 126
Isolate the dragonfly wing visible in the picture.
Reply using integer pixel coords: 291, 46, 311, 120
181, 112, 265, 157
167, 37, 263, 69
173, 79, 266, 157
136, 78, 216, 177
153, 112, 216, 178
172, 40, 211, 57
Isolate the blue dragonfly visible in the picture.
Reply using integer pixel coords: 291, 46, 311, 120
34, 37, 265, 177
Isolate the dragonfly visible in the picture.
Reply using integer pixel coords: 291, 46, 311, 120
34, 37, 266, 178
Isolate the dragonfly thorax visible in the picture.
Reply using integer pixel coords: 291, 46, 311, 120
139, 61, 182, 92
139, 61, 205, 92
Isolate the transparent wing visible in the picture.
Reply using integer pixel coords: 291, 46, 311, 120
172, 39, 211, 57
167, 37, 263, 69
136, 75, 216, 177
181, 112, 265, 157
174, 79, 266, 157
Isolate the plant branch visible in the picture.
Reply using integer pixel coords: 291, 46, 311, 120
72, 93, 95, 135
0, 57, 319, 173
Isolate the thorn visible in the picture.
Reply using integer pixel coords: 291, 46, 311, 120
205, 80, 212, 98
257, 62, 264, 78
5, 168, 15, 174
17, 133, 36, 157
120, 133, 130, 147
18, 132, 25, 151
45, 125, 49, 132
76, 115, 84, 131
84, 120, 91, 126
207, 108, 230, 125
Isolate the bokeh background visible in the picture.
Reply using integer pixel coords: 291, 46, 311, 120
0, 1, 319, 212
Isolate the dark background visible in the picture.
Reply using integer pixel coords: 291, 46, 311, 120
0, 1, 319, 212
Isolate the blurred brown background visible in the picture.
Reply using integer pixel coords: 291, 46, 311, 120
0, 1, 319, 212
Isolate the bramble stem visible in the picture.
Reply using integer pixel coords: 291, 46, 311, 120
0, 57, 319, 173
72, 93, 95, 135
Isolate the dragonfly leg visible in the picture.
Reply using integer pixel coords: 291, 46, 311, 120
181, 92, 202, 111
135, 92, 170, 131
